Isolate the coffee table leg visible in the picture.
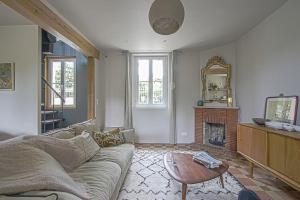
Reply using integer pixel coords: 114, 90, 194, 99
220, 175, 224, 188
182, 183, 187, 200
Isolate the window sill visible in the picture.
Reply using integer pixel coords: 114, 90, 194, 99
46, 106, 76, 110
135, 104, 167, 109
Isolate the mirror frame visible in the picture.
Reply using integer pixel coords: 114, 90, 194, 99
201, 56, 232, 106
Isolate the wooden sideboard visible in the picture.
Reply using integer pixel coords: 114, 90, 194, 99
237, 123, 300, 191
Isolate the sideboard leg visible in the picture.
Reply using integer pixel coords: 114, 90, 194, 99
249, 162, 254, 178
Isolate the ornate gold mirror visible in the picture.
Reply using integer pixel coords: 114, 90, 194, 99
201, 56, 232, 106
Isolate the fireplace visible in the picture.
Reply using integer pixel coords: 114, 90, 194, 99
195, 107, 239, 151
203, 122, 226, 147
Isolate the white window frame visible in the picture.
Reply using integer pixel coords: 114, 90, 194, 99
132, 54, 168, 108
47, 56, 77, 109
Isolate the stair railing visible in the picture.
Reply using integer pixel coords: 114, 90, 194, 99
42, 77, 65, 133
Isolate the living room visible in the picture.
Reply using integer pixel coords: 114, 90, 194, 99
0, 0, 299, 200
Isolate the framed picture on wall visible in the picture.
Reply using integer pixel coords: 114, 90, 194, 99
0, 62, 15, 91
265, 95, 298, 125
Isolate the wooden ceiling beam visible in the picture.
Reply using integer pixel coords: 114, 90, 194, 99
1, 0, 100, 59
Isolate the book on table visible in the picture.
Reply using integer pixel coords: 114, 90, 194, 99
193, 151, 222, 169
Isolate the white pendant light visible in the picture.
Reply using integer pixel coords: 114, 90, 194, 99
149, 0, 185, 35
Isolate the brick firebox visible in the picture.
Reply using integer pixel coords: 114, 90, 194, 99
195, 107, 239, 151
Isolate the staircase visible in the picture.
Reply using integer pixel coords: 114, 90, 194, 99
41, 104, 64, 133
41, 77, 65, 134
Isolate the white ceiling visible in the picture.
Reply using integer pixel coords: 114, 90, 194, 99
45, 0, 286, 51
0, 3, 33, 26
2, 0, 287, 51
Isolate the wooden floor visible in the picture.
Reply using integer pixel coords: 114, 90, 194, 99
135, 144, 300, 200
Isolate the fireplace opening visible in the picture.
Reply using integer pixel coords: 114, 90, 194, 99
203, 122, 226, 147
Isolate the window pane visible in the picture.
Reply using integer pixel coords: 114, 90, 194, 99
153, 81, 163, 104
51, 61, 62, 106
152, 60, 163, 81
138, 81, 149, 104
51, 61, 61, 84
153, 59, 164, 104
64, 61, 75, 83
64, 83, 75, 106
64, 60, 75, 106
137, 59, 149, 104
138, 60, 149, 81
51, 84, 61, 106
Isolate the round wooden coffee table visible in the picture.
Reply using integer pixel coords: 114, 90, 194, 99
164, 152, 229, 200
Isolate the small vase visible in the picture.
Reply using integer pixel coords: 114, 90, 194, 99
197, 100, 204, 106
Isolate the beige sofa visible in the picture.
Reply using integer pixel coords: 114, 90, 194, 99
0, 120, 135, 200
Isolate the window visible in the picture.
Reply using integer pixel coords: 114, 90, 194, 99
134, 55, 167, 106
47, 57, 76, 108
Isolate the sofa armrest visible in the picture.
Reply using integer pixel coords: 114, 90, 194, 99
120, 129, 135, 144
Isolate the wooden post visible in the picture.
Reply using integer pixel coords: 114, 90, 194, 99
87, 57, 95, 119
249, 162, 254, 178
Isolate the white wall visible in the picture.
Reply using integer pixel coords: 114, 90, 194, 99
175, 43, 236, 143
174, 51, 201, 143
95, 54, 106, 129
236, 0, 300, 125
103, 51, 126, 127
0, 25, 41, 135
102, 45, 236, 143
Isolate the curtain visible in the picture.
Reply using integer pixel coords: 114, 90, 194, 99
124, 51, 133, 129
169, 51, 176, 144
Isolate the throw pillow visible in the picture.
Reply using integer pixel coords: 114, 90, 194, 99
45, 128, 76, 139
0, 143, 90, 199
20, 132, 100, 171
92, 128, 124, 147
74, 131, 100, 161
69, 119, 98, 135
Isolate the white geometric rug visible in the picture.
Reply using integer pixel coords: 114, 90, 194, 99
118, 149, 244, 200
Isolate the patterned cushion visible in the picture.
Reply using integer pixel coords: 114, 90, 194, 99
69, 119, 98, 135
92, 128, 125, 147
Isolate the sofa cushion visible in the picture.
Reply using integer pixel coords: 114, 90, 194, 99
72, 131, 100, 161
92, 128, 125, 148
121, 129, 135, 144
101, 128, 135, 144
0, 142, 90, 199
0, 193, 58, 200
91, 144, 134, 173
45, 128, 76, 139
69, 119, 98, 135
17, 132, 100, 171
69, 161, 121, 200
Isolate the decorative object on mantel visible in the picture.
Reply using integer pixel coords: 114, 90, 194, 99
265, 95, 298, 125
149, 0, 185, 35
201, 56, 232, 107
0, 62, 15, 91
197, 100, 204, 106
